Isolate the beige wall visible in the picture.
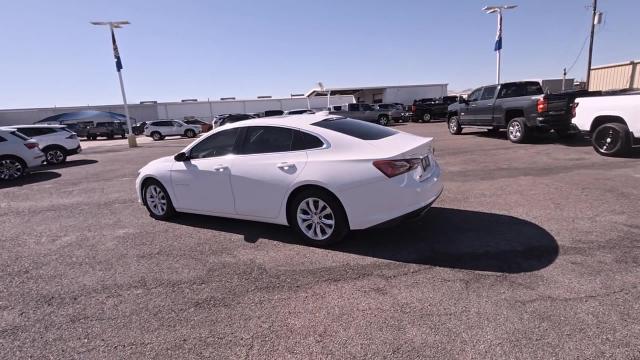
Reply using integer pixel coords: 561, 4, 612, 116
589, 61, 639, 91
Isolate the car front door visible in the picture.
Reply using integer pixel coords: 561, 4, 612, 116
170, 121, 184, 136
229, 126, 308, 219
170, 127, 241, 215
459, 88, 483, 125
474, 85, 498, 125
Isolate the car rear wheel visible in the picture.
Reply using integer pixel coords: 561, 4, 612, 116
507, 118, 529, 143
378, 115, 390, 126
422, 113, 432, 123
45, 148, 66, 164
185, 129, 196, 138
143, 180, 176, 220
448, 116, 462, 135
0, 156, 26, 181
592, 123, 631, 157
121, 134, 126, 139
151, 132, 164, 141
289, 190, 349, 246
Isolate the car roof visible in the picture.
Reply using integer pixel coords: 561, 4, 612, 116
5, 124, 66, 129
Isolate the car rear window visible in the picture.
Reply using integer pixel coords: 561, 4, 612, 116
10, 131, 30, 141
311, 118, 397, 140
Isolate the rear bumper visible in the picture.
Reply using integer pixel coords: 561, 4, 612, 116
339, 159, 444, 230
369, 186, 443, 229
527, 114, 571, 130
66, 145, 82, 156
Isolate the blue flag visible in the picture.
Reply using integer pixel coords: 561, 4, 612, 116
494, 14, 503, 51
111, 28, 123, 71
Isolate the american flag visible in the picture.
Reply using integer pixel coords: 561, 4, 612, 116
111, 28, 123, 71
494, 13, 503, 51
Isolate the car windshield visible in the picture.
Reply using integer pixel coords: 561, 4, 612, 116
312, 118, 397, 140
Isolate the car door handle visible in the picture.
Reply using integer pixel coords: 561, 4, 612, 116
212, 165, 228, 172
277, 162, 295, 170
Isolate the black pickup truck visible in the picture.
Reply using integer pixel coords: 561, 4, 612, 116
446, 81, 577, 143
412, 96, 459, 123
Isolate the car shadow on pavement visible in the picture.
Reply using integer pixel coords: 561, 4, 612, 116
170, 207, 558, 274
44, 159, 98, 170
0, 171, 61, 189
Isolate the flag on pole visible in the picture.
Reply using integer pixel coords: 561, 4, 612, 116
494, 13, 503, 51
111, 28, 123, 71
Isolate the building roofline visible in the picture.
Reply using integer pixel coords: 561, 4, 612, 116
591, 60, 640, 70
305, 83, 448, 97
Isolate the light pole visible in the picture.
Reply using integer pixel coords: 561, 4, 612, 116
91, 20, 137, 148
586, 0, 599, 89
483, 5, 517, 84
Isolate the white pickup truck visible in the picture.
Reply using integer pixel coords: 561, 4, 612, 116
572, 93, 639, 156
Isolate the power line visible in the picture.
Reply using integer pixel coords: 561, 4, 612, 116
566, 33, 590, 75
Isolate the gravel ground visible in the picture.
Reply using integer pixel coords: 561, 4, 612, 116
1, 121, 639, 359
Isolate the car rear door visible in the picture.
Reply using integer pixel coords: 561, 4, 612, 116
229, 126, 308, 219
170, 128, 241, 214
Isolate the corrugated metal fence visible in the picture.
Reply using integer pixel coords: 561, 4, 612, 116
589, 60, 639, 91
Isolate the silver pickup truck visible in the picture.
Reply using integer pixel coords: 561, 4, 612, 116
330, 103, 401, 126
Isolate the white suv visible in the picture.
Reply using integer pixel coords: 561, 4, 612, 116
0, 128, 45, 181
7, 125, 81, 164
144, 120, 202, 141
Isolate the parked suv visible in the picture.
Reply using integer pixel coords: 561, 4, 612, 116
447, 81, 575, 143
7, 125, 81, 164
0, 128, 44, 181
86, 121, 126, 140
374, 104, 403, 122
144, 120, 202, 141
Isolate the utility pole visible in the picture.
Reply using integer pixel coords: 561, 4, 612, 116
562, 67, 567, 92
586, 0, 598, 90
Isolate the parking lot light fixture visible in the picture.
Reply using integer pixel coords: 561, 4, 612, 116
90, 20, 137, 148
482, 5, 517, 84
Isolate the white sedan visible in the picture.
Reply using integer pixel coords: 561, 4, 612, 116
136, 114, 443, 245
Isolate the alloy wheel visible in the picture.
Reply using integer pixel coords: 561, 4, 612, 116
145, 184, 168, 216
449, 118, 458, 133
297, 197, 335, 241
46, 150, 65, 164
0, 159, 24, 180
423, 113, 431, 122
508, 121, 522, 140
594, 126, 619, 153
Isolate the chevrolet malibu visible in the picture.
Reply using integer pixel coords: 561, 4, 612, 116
136, 114, 443, 246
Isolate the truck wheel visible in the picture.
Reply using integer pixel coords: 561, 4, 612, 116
592, 123, 631, 157
507, 118, 529, 143
107, 134, 114, 140
448, 116, 462, 135
377, 115, 390, 126
422, 113, 432, 123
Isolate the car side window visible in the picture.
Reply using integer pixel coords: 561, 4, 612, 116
292, 130, 324, 151
498, 83, 525, 98
0, 135, 6, 142
172, 121, 183, 127
240, 126, 293, 155
480, 86, 498, 101
189, 128, 240, 159
467, 88, 482, 102
17, 128, 36, 137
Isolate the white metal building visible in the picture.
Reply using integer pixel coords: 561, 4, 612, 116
305, 84, 448, 105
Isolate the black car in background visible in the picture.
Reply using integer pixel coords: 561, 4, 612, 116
412, 96, 459, 123
213, 113, 256, 128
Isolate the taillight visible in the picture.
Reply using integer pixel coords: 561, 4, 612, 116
411, 105, 416, 112
571, 102, 579, 118
373, 159, 421, 178
24, 142, 39, 150
537, 98, 547, 113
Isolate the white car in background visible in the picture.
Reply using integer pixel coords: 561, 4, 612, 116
144, 120, 202, 141
0, 128, 45, 181
7, 125, 81, 164
572, 92, 640, 156
136, 114, 443, 246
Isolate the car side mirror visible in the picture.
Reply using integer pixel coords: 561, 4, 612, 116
174, 152, 189, 162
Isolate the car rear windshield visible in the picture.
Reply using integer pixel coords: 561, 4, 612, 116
311, 118, 397, 140
10, 131, 30, 141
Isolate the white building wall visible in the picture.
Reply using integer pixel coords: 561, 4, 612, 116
383, 85, 447, 104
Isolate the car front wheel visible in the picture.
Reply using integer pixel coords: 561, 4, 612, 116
289, 190, 349, 246
185, 129, 196, 138
151, 132, 164, 141
143, 180, 176, 220
448, 116, 462, 135
422, 113, 432, 123
378, 115, 390, 126
0, 156, 26, 181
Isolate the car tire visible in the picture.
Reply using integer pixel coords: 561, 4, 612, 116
142, 179, 176, 220
185, 129, 196, 138
288, 189, 349, 247
107, 134, 114, 140
44, 147, 67, 164
121, 134, 126, 139
507, 117, 529, 143
0, 156, 27, 181
377, 115, 390, 126
151, 132, 164, 141
592, 122, 631, 157
448, 116, 462, 135
422, 113, 432, 123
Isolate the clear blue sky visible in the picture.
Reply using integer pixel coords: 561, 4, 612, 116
2, 0, 639, 109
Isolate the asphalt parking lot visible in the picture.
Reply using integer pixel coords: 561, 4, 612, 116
2, 122, 639, 359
